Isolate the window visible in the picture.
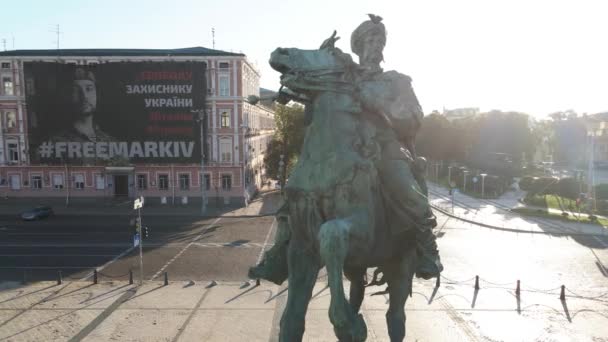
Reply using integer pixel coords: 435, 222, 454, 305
95, 174, 105, 190
7, 142, 19, 163
220, 111, 231, 128
32, 175, 42, 189
221, 174, 232, 190
1, 62, 10, 69
179, 174, 190, 190
53, 174, 64, 189
220, 138, 232, 163
6, 111, 16, 128
201, 174, 211, 190
137, 174, 147, 190
74, 174, 85, 189
219, 62, 230, 69
159, 174, 169, 190
219, 74, 230, 96
9, 175, 20, 190
2, 77, 13, 95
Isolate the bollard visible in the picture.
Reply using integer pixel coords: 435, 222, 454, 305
474, 275, 480, 290
129, 270, 134, 285
515, 280, 520, 298
435, 275, 441, 288
560, 285, 566, 301
57, 270, 62, 285
255, 278, 260, 286
164, 272, 169, 286
93, 269, 98, 284
22, 270, 28, 285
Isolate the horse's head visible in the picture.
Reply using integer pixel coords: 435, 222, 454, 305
269, 31, 355, 95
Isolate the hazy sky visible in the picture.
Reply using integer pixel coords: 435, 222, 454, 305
2, 0, 606, 118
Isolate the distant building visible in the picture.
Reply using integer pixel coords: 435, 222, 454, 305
0, 47, 275, 206
441, 107, 479, 121
585, 112, 608, 164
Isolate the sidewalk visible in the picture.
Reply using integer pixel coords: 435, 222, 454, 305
428, 182, 608, 236
1, 275, 605, 341
0, 189, 283, 218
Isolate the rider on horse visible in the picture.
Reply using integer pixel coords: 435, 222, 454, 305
249, 14, 443, 283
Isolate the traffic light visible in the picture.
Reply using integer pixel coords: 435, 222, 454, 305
142, 226, 149, 239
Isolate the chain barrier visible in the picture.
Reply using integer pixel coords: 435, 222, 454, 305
98, 271, 132, 279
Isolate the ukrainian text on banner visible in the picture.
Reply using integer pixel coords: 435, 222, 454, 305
24, 62, 206, 164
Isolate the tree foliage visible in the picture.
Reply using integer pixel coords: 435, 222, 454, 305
263, 104, 306, 180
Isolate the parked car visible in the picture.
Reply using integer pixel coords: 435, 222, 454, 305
20, 206, 54, 221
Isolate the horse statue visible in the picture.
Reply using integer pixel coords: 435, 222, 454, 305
269, 32, 418, 342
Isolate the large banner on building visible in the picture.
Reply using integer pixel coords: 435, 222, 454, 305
24, 62, 206, 164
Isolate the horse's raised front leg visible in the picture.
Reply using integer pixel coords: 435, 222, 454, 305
319, 216, 368, 342
385, 248, 417, 342
279, 242, 319, 342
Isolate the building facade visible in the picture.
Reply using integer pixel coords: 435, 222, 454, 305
0, 47, 275, 207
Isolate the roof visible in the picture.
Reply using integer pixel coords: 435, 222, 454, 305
0, 47, 245, 57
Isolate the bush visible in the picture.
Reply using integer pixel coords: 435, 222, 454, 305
595, 184, 608, 200
556, 177, 583, 200
519, 176, 536, 191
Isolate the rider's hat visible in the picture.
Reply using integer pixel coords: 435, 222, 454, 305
351, 14, 386, 57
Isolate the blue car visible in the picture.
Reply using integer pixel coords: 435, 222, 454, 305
21, 206, 54, 221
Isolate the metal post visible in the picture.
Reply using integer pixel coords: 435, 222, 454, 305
192, 109, 207, 215
57, 270, 62, 285
171, 164, 175, 205
447, 166, 452, 186
138, 207, 144, 285
93, 269, 98, 284
164, 272, 169, 286
129, 269, 133, 285
480, 173, 487, 199
587, 133, 596, 212
64, 161, 70, 207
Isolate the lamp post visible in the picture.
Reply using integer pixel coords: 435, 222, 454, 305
463, 170, 469, 193
191, 109, 207, 215
480, 173, 488, 199
279, 154, 285, 192
588, 132, 596, 212
447, 165, 453, 186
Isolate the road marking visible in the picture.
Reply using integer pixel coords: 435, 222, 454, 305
593, 236, 608, 248
149, 217, 222, 281
193, 242, 274, 248
80, 246, 135, 281
255, 217, 277, 266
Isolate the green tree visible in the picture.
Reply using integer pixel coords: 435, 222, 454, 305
263, 103, 306, 180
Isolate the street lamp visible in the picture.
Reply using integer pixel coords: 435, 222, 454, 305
588, 132, 596, 212
447, 165, 453, 186
480, 173, 488, 199
279, 154, 285, 192
191, 109, 207, 215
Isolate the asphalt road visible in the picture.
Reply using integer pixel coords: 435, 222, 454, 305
0, 214, 276, 283
1, 199, 606, 296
